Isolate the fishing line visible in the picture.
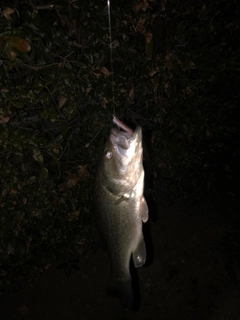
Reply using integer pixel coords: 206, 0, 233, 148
107, 0, 115, 116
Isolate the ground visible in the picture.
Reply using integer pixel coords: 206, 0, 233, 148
0, 191, 239, 320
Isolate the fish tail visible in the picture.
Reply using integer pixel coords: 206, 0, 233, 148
107, 277, 134, 309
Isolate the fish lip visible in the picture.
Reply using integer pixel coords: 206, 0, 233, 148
110, 129, 132, 151
110, 127, 141, 147
101, 125, 143, 196
109, 128, 142, 160
112, 116, 134, 135
109, 127, 142, 177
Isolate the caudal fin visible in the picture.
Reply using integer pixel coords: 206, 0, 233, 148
107, 277, 134, 309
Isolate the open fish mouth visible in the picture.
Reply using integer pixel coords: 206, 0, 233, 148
110, 116, 141, 153
112, 116, 133, 135
110, 129, 133, 151
106, 117, 142, 187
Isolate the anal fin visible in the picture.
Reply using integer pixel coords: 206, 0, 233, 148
132, 235, 146, 268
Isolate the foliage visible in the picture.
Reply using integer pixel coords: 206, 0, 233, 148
149, 0, 240, 199
0, 0, 239, 292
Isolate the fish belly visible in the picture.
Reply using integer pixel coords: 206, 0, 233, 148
95, 185, 146, 308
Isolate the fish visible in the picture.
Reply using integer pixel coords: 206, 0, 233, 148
94, 117, 149, 309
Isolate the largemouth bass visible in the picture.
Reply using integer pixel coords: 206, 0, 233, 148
94, 117, 148, 309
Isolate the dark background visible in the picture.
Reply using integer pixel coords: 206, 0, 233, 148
0, 0, 239, 319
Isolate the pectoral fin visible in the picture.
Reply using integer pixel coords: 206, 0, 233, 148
132, 235, 146, 268
140, 196, 148, 223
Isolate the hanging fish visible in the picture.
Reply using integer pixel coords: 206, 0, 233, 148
94, 116, 148, 309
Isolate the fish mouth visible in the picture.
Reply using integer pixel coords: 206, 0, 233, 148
112, 116, 134, 135
110, 117, 141, 155
104, 117, 143, 193
109, 117, 142, 171
110, 129, 133, 151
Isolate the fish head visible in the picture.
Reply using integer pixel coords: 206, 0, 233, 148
99, 127, 143, 196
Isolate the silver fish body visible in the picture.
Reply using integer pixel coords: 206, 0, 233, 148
94, 126, 148, 308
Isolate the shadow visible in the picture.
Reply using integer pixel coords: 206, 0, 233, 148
143, 220, 154, 267
130, 258, 141, 311
142, 129, 158, 267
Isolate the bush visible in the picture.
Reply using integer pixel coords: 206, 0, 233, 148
0, 0, 239, 292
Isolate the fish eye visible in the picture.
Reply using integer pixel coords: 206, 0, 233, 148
105, 150, 112, 159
